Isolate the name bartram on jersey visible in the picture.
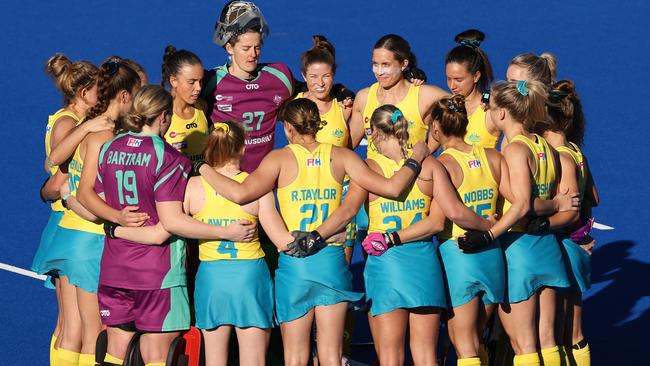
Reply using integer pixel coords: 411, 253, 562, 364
105, 151, 152, 167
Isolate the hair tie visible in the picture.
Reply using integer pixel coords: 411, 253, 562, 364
107, 57, 121, 76
446, 99, 463, 113
549, 89, 568, 100
390, 110, 403, 124
459, 39, 481, 49
214, 122, 230, 134
516, 80, 529, 96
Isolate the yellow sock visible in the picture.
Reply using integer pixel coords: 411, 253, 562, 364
78, 353, 95, 366
458, 357, 482, 366
568, 343, 590, 366
56, 348, 80, 366
50, 335, 57, 366
513, 351, 540, 366
104, 352, 124, 364
478, 343, 489, 366
541, 345, 561, 366
144, 363, 166, 366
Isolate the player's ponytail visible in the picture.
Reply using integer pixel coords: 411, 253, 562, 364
121, 85, 172, 133
203, 120, 246, 168
431, 94, 469, 138
46, 53, 98, 106
547, 80, 586, 146
491, 79, 548, 131
85, 56, 141, 122
280, 98, 326, 137
300, 35, 337, 75
445, 29, 494, 93
373, 34, 417, 80
161, 45, 203, 89
370, 105, 410, 159
510, 52, 557, 86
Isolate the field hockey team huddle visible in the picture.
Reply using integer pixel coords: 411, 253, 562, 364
32, 1, 598, 366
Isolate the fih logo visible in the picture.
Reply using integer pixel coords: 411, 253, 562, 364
126, 137, 142, 147
538, 152, 546, 161
467, 159, 481, 169
246, 84, 260, 90
186, 122, 198, 129
306, 158, 321, 167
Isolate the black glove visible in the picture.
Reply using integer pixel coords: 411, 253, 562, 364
526, 216, 550, 233
458, 230, 494, 253
403, 67, 428, 83
191, 159, 207, 177
103, 222, 120, 239
332, 83, 355, 102
286, 231, 325, 257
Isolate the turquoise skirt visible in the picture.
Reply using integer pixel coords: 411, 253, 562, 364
439, 239, 506, 307
365, 241, 447, 316
31, 210, 64, 274
501, 232, 571, 303
275, 245, 363, 323
557, 234, 591, 294
194, 258, 275, 329
40, 227, 104, 294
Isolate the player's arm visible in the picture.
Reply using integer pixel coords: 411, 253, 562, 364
258, 191, 294, 251
429, 157, 491, 230
546, 153, 580, 229
113, 222, 171, 245
488, 143, 533, 238
41, 169, 68, 202
58, 178, 99, 222
396, 197, 445, 242
45, 115, 77, 173
583, 155, 599, 207
197, 150, 282, 204
348, 88, 369, 148
315, 182, 367, 239
48, 116, 113, 166
340, 142, 429, 199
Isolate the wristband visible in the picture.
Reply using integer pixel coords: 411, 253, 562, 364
103, 222, 119, 239
403, 158, 422, 175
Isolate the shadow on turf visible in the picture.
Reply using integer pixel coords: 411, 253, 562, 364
584, 240, 649, 364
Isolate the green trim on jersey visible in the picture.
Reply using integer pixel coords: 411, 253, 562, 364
161, 235, 188, 289
201, 65, 229, 100
261, 65, 293, 95
154, 164, 188, 191
151, 135, 165, 175
161, 286, 190, 331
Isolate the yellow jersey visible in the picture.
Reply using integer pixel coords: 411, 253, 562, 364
45, 109, 80, 212
193, 173, 263, 261
276, 143, 343, 246
362, 82, 426, 159
464, 106, 500, 148
437, 146, 498, 240
164, 107, 209, 162
502, 134, 557, 232
295, 92, 349, 147
367, 153, 431, 238
58, 144, 104, 234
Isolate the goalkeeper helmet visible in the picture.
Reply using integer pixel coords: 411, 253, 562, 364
213, 1, 270, 47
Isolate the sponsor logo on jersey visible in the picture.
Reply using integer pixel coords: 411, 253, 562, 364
215, 94, 233, 102
172, 141, 188, 150
332, 128, 344, 138
538, 152, 546, 161
217, 104, 232, 112
127, 137, 142, 147
246, 83, 260, 90
169, 131, 177, 138
186, 122, 198, 129
100, 309, 110, 317
306, 158, 321, 167
467, 159, 481, 169
467, 133, 480, 143
273, 94, 283, 105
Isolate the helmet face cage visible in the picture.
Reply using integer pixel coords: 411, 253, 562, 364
213, 1, 270, 46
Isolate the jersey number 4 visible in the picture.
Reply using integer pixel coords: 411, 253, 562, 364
115, 170, 139, 205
